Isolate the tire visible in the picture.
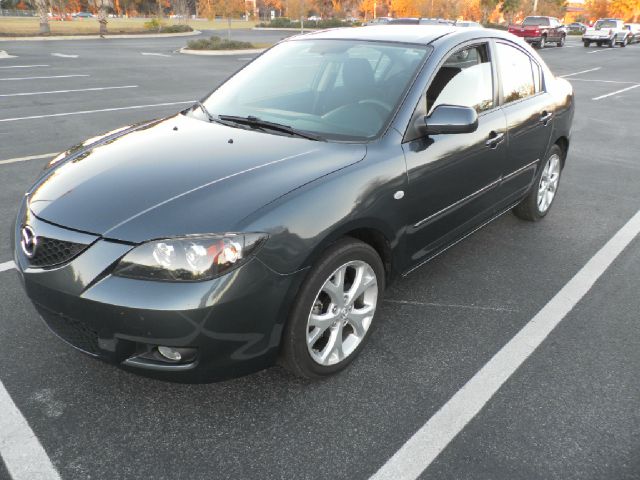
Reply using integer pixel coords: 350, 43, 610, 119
539, 35, 546, 48
513, 145, 563, 222
608, 37, 615, 48
280, 238, 385, 379
557, 35, 566, 47
583, 40, 590, 47
621, 37, 627, 47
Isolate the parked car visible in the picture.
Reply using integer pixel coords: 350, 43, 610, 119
583, 18, 631, 47
624, 23, 640, 43
14, 26, 574, 382
362, 17, 392, 26
387, 17, 419, 25
420, 18, 455, 25
72, 11, 94, 18
508, 16, 567, 48
455, 20, 483, 28
567, 22, 587, 34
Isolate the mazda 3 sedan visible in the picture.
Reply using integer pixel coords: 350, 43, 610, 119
13, 26, 574, 382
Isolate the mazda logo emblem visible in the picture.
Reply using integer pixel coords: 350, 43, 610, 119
20, 225, 37, 258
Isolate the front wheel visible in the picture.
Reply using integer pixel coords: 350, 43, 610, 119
558, 35, 566, 47
539, 35, 546, 48
608, 37, 615, 47
280, 238, 385, 378
583, 40, 590, 47
513, 145, 563, 222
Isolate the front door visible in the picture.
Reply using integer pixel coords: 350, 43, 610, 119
402, 42, 507, 267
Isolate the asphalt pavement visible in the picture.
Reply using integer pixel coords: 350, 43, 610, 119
0, 33, 639, 480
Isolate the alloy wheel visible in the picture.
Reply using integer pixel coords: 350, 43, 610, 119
537, 153, 561, 214
306, 260, 378, 366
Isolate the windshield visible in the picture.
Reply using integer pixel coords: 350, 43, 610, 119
595, 20, 617, 29
523, 17, 549, 26
195, 39, 430, 141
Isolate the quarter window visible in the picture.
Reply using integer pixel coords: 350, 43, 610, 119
496, 43, 536, 103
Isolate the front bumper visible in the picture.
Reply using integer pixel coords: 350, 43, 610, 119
14, 206, 305, 382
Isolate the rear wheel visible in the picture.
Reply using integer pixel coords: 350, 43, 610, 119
280, 238, 384, 378
513, 145, 563, 222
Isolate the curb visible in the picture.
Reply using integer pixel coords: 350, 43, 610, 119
252, 27, 316, 32
179, 47, 266, 56
0, 30, 201, 42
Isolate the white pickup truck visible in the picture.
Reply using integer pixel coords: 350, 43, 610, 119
583, 18, 632, 47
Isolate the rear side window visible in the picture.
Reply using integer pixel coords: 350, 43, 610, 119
496, 43, 536, 103
523, 17, 549, 26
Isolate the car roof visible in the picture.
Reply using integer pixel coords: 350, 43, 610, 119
291, 25, 511, 46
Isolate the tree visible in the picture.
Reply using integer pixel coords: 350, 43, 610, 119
610, 0, 640, 21
34, 0, 50, 34
479, 0, 498, 23
389, 0, 421, 17
198, 0, 245, 39
585, 0, 609, 19
500, 0, 522, 24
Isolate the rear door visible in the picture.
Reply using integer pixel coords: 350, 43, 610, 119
494, 40, 553, 206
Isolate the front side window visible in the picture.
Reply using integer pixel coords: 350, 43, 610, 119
195, 40, 430, 141
496, 43, 536, 103
427, 44, 494, 114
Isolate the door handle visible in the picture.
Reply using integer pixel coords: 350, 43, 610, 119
485, 131, 505, 149
540, 111, 553, 125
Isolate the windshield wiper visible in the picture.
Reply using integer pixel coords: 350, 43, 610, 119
217, 114, 324, 141
194, 101, 215, 122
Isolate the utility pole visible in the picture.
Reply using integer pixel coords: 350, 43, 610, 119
532, 0, 538, 14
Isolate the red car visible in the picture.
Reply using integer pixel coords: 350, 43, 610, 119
508, 16, 566, 48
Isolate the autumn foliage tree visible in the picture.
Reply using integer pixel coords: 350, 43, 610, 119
610, 0, 640, 21
198, 0, 245, 38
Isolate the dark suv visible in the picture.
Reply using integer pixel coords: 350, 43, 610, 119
508, 16, 566, 48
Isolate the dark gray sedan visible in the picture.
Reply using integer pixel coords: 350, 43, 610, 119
14, 26, 574, 382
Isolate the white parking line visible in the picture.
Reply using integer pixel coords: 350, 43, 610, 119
593, 84, 640, 100
560, 67, 601, 78
588, 49, 614, 54
141, 52, 171, 57
0, 74, 89, 81
0, 85, 138, 98
370, 209, 640, 480
0, 380, 61, 480
51, 53, 78, 58
0, 260, 15, 272
568, 78, 638, 84
0, 64, 49, 69
0, 100, 195, 123
0, 153, 57, 166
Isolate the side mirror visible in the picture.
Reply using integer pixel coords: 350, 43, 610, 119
423, 104, 478, 135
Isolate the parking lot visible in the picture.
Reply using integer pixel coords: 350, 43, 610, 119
0, 32, 639, 480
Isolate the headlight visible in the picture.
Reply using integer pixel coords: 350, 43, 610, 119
113, 233, 268, 282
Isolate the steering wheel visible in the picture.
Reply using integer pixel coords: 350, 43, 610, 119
358, 99, 392, 119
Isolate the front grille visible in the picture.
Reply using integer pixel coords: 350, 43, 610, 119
30, 237, 88, 268
39, 308, 101, 356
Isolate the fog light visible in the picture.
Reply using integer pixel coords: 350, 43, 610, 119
158, 346, 182, 362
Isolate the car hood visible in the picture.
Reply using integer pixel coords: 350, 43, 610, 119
28, 114, 366, 243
